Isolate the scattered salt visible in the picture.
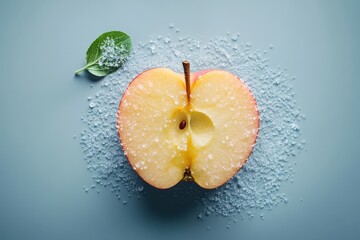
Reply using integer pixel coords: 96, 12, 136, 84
79, 27, 305, 223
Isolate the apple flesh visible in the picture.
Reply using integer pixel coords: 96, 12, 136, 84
117, 64, 259, 189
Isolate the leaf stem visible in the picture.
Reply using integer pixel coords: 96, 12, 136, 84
74, 58, 100, 74
74, 65, 88, 74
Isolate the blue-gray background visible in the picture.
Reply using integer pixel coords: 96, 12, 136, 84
0, 0, 359, 239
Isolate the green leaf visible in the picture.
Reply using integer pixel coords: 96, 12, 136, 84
75, 31, 132, 77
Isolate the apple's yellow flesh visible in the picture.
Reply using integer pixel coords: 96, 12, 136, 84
118, 68, 189, 189
190, 71, 259, 188
118, 68, 259, 189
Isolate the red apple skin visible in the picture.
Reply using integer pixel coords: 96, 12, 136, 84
191, 69, 212, 84
117, 68, 260, 189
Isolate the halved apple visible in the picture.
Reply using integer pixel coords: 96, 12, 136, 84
117, 61, 259, 189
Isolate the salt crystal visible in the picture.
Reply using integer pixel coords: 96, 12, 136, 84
89, 102, 96, 108
164, 37, 171, 44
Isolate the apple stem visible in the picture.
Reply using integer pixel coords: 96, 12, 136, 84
182, 60, 191, 102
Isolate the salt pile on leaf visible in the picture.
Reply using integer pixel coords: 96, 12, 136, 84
98, 37, 128, 69
79, 27, 305, 221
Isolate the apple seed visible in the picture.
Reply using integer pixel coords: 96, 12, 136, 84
179, 120, 187, 130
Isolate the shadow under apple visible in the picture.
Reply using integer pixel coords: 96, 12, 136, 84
139, 180, 217, 222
